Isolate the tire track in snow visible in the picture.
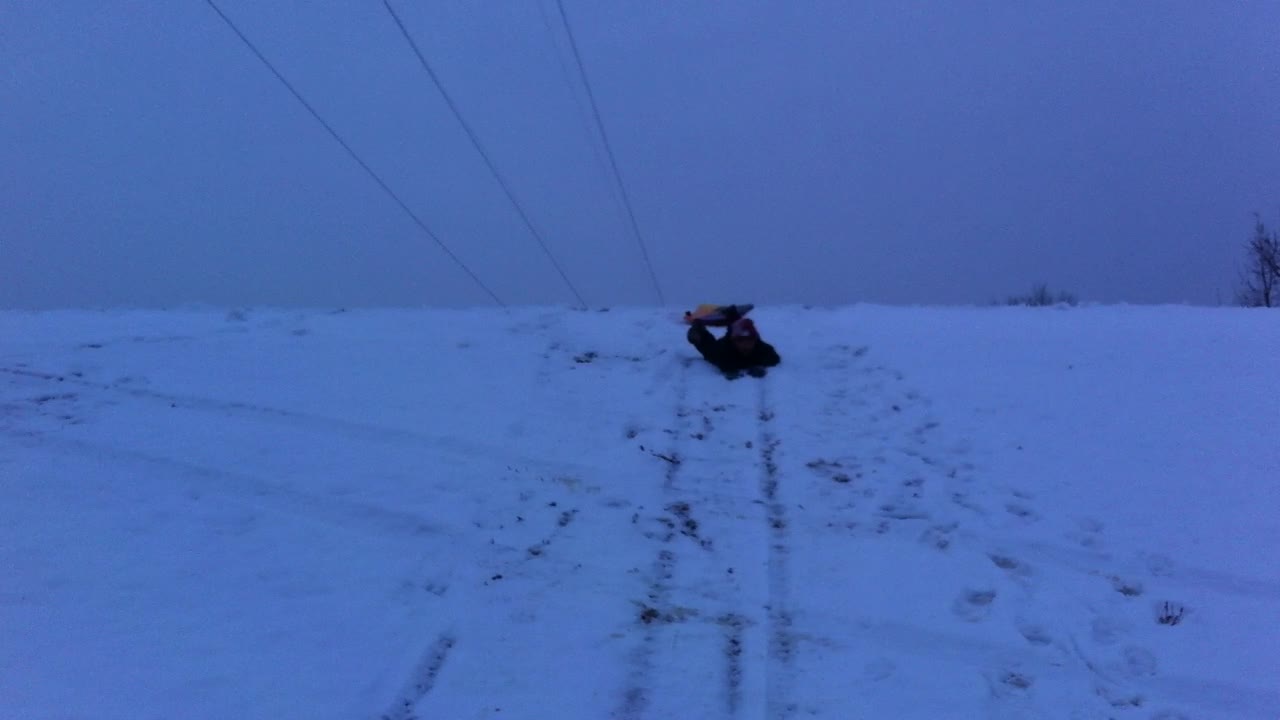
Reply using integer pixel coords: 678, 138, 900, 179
617, 357, 691, 719
379, 633, 456, 720
758, 379, 796, 719
721, 612, 747, 716
709, 381, 757, 720
623, 356, 753, 719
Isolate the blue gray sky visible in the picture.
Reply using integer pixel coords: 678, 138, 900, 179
4, 1, 1279, 310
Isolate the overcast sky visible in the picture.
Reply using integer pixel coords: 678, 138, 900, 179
4, 1, 1279, 310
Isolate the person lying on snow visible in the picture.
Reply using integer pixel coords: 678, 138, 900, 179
686, 312, 781, 379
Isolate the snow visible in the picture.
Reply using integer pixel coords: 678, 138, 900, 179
2, 304, 1277, 719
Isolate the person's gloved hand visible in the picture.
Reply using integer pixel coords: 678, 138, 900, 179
746, 366, 767, 378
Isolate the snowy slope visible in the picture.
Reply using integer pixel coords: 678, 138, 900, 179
2, 304, 1276, 720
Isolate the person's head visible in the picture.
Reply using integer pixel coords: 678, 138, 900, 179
730, 317, 759, 353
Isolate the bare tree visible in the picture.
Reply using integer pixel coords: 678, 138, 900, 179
1237, 214, 1280, 307
1004, 283, 1078, 307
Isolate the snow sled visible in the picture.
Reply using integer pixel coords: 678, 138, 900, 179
683, 303, 754, 326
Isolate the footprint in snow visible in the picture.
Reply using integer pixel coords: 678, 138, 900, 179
952, 588, 998, 622
1067, 516, 1106, 549
998, 670, 1034, 691
1067, 529, 1103, 550
1004, 502, 1039, 521
919, 523, 956, 551
1120, 646, 1158, 677
1108, 575, 1144, 597
983, 669, 1035, 702
950, 492, 987, 516
989, 553, 1033, 580
1095, 684, 1145, 709
901, 476, 925, 497
877, 503, 930, 521
1016, 623, 1053, 647
1090, 615, 1129, 645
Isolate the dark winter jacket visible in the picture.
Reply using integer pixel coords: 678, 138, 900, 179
687, 323, 781, 377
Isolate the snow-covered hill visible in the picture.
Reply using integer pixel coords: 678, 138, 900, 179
2, 304, 1276, 719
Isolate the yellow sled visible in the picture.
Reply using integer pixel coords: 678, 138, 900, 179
682, 304, 754, 326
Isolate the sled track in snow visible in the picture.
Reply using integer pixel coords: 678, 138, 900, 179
757, 380, 796, 719
0, 429, 449, 541
0, 366, 595, 478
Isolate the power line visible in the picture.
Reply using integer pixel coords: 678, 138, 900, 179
554, 0, 666, 306
535, 0, 630, 226
200, 0, 504, 307
382, 0, 587, 309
